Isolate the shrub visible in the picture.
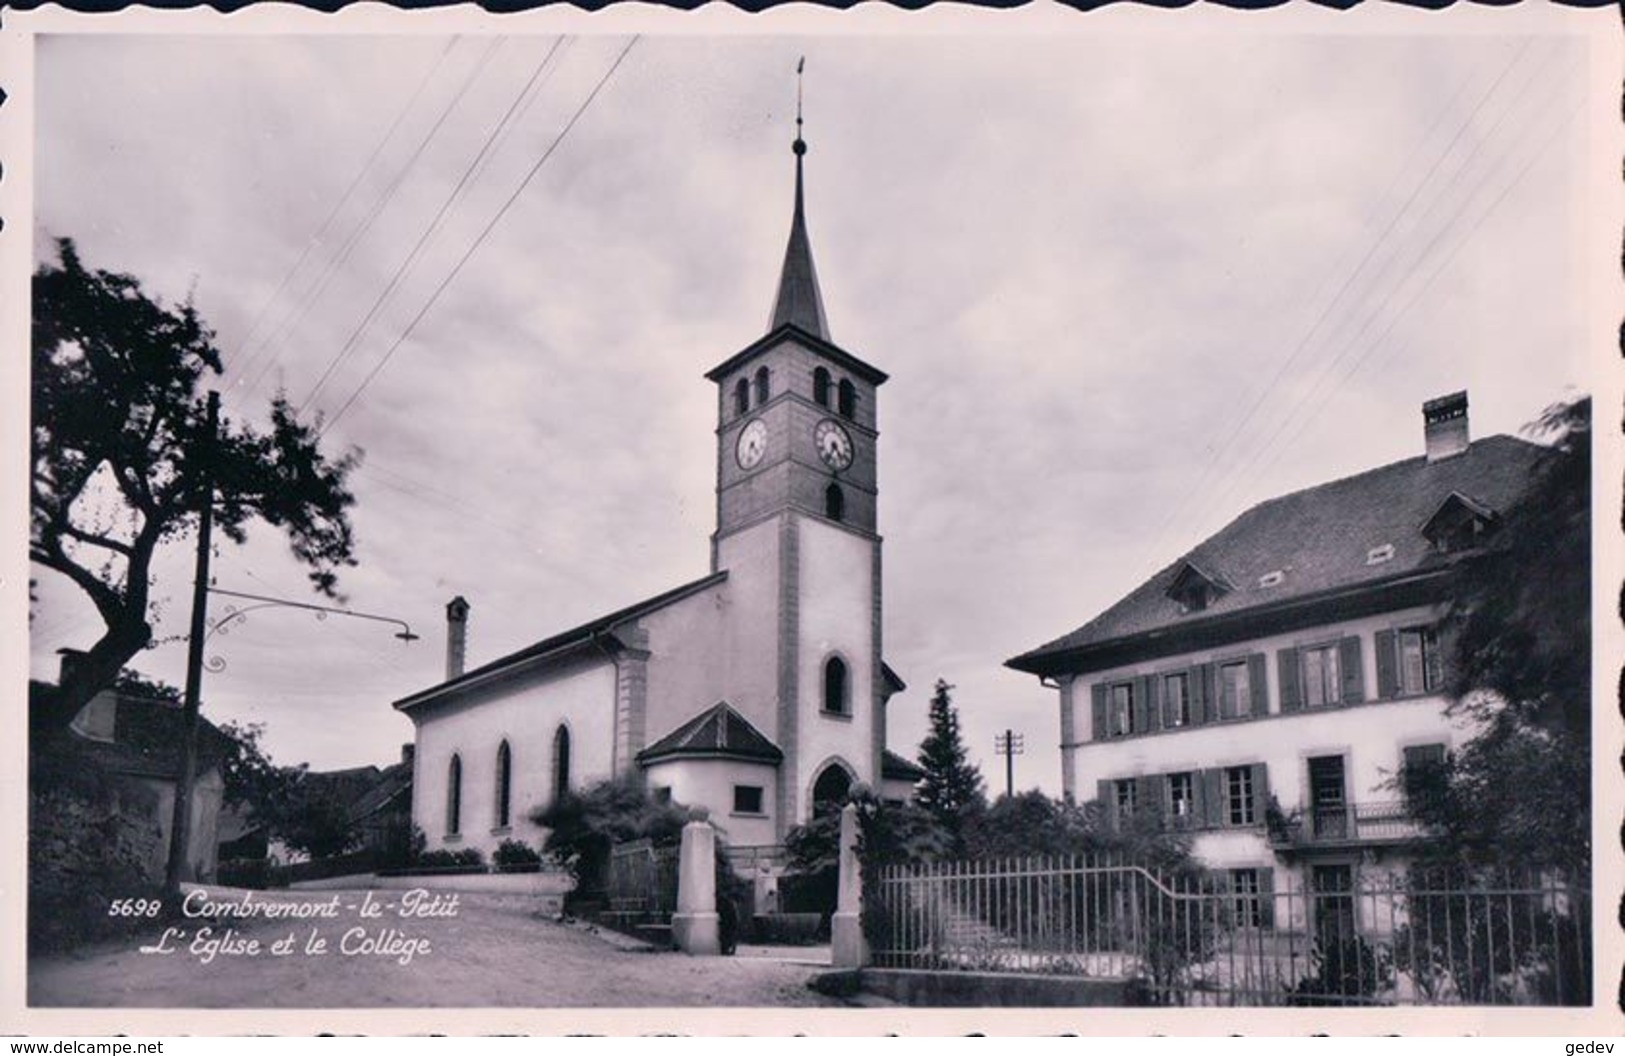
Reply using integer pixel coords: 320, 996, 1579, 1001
415, 847, 486, 873
1288, 936, 1394, 1006
531, 777, 688, 901
494, 838, 543, 873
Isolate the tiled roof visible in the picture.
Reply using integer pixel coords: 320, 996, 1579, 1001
1009, 434, 1549, 672
881, 749, 925, 782
637, 702, 784, 765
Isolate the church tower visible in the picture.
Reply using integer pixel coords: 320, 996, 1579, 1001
704, 111, 889, 835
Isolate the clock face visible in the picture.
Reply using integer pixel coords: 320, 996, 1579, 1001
735, 418, 768, 470
814, 419, 854, 471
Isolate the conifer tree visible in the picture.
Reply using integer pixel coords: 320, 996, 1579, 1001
915, 678, 986, 851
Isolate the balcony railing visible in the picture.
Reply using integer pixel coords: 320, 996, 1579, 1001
1267, 800, 1431, 848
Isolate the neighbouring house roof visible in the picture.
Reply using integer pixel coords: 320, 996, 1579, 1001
347, 761, 413, 826
1008, 434, 1550, 677
881, 662, 907, 697
637, 702, 784, 766
32, 681, 234, 781
394, 571, 729, 712
881, 749, 926, 783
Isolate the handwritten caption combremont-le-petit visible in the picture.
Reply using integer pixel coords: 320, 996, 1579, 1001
112, 888, 460, 965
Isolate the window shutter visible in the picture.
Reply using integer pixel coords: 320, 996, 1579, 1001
1202, 768, 1226, 828
1425, 623, 1446, 693
1375, 629, 1398, 699
1277, 647, 1302, 712
1258, 868, 1276, 930
1248, 653, 1268, 715
1136, 776, 1158, 824
1188, 666, 1208, 725
1133, 676, 1153, 735
1217, 666, 1236, 720
1339, 635, 1365, 703
1091, 683, 1108, 741
1251, 763, 1270, 827
1145, 675, 1162, 733
1096, 779, 1115, 830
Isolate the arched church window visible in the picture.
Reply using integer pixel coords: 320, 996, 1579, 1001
813, 367, 831, 408
495, 740, 512, 830
825, 483, 845, 523
447, 754, 463, 836
823, 656, 849, 715
734, 378, 750, 417
553, 726, 572, 803
837, 379, 857, 419
754, 366, 772, 406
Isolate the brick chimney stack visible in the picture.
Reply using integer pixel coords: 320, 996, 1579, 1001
1423, 391, 1469, 463
446, 596, 470, 680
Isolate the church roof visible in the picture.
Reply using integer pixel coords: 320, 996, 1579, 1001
637, 701, 784, 766
393, 571, 729, 712
1007, 433, 1550, 677
881, 749, 926, 782
768, 138, 830, 341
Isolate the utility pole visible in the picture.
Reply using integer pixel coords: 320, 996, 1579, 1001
165, 390, 218, 894
994, 728, 1024, 800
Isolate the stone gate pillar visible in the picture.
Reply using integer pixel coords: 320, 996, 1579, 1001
831, 800, 868, 968
671, 808, 720, 956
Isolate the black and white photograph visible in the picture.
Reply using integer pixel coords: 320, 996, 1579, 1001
3, 4, 1619, 1034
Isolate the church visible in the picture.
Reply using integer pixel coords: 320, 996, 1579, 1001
393, 124, 923, 856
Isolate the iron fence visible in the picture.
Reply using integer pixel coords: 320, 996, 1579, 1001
869, 853, 1589, 1006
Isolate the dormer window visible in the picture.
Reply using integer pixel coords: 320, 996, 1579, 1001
1257, 570, 1285, 589
1166, 561, 1228, 614
1421, 492, 1499, 554
813, 367, 831, 408
1366, 543, 1395, 566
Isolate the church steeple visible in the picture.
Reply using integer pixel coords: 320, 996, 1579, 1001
768, 61, 830, 342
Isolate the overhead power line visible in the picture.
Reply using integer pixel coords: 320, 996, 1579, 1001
235, 38, 507, 408
319, 37, 642, 437
297, 37, 569, 416
224, 36, 461, 414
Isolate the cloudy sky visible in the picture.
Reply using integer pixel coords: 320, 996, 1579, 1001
21, 14, 1613, 793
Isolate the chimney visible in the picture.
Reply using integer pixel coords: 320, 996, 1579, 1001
1423, 391, 1469, 463
57, 647, 87, 686
445, 596, 470, 680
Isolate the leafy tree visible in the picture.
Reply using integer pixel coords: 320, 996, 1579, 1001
276, 776, 361, 859
914, 678, 986, 852
1415, 396, 1590, 876
215, 720, 304, 825
30, 238, 360, 732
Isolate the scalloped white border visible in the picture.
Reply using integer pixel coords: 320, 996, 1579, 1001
0, 1, 1619, 1037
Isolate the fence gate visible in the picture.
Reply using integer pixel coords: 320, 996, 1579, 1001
603, 837, 681, 939
869, 853, 1590, 1007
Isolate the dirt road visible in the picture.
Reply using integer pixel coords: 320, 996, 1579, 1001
28, 890, 842, 1008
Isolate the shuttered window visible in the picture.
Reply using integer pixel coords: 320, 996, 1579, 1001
1168, 771, 1196, 824
1303, 644, 1340, 708
1220, 661, 1251, 718
1110, 682, 1134, 737
1225, 765, 1261, 825
1163, 673, 1191, 727
1115, 778, 1138, 819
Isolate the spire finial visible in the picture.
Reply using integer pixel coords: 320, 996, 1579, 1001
793, 56, 806, 157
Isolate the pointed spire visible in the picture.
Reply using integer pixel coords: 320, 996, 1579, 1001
769, 58, 831, 342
